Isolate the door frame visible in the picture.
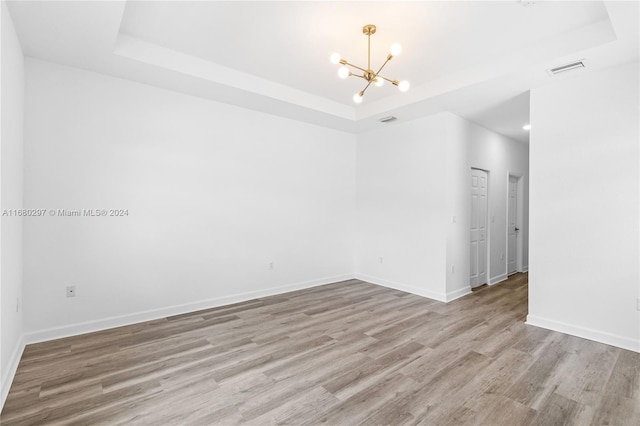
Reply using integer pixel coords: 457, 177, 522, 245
507, 172, 525, 273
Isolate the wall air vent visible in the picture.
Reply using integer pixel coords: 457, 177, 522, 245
548, 60, 586, 76
379, 116, 397, 123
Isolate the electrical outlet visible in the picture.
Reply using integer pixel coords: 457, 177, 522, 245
66, 286, 76, 297
378, 257, 384, 264
451, 265, 455, 274
500, 253, 504, 260
269, 262, 274, 270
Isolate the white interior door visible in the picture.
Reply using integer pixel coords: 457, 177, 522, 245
508, 176, 518, 275
470, 169, 488, 288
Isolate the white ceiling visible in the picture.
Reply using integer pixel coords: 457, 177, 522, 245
6, 1, 640, 143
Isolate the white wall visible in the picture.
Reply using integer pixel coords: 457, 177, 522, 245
445, 114, 471, 298
356, 112, 528, 301
22, 58, 356, 341
1, 0, 25, 407
356, 114, 449, 300
528, 61, 640, 352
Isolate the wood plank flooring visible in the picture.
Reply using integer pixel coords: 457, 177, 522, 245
2, 273, 639, 425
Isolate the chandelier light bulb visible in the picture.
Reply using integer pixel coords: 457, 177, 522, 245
353, 93, 363, 104
338, 66, 350, 79
398, 80, 410, 92
330, 52, 341, 64
390, 43, 402, 56
374, 78, 384, 87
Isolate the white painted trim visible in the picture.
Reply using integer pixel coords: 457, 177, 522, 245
526, 315, 640, 353
489, 273, 508, 285
445, 286, 472, 302
521, 265, 529, 273
1, 335, 25, 410
356, 273, 447, 302
24, 274, 355, 345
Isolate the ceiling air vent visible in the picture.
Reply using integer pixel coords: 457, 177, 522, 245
548, 60, 586, 76
379, 116, 397, 123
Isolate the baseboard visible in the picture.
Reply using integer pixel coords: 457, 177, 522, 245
521, 265, 529, 273
356, 273, 447, 302
489, 273, 508, 285
526, 314, 640, 353
24, 273, 355, 345
1, 335, 25, 410
445, 286, 472, 302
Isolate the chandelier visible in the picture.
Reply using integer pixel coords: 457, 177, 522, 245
330, 24, 410, 104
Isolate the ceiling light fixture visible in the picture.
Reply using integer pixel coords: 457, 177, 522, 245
330, 24, 409, 103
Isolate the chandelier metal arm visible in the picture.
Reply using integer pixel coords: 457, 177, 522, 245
376, 75, 397, 84
360, 55, 393, 96
340, 60, 369, 74
373, 55, 392, 80
359, 80, 375, 97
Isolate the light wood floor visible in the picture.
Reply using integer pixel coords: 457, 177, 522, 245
2, 273, 639, 425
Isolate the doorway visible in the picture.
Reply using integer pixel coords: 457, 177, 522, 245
508, 175, 518, 275
470, 168, 488, 288
508, 173, 525, 275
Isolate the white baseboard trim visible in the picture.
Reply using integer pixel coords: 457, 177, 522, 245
521, 265, 529, 273
526, 314, 640, 353
445, 286, 472, 302
356, 273, 447, 302
24, 273, 355, 345
489, 273, 508, 285
1, 335, 25, 410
